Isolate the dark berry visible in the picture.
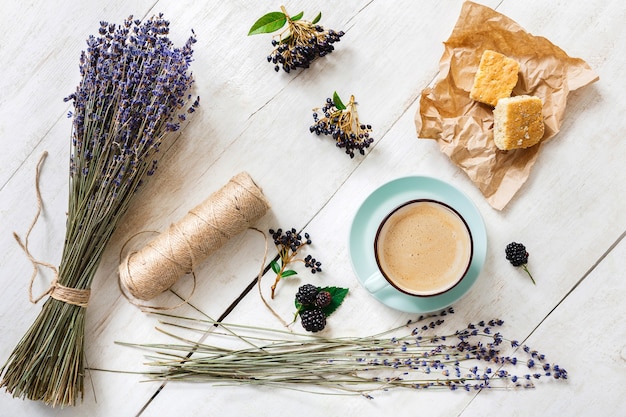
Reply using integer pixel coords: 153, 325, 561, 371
265, 17, 343, 74
315, 290, 332, 308
505, 242, 536, 284
300, 308, 326, 332
271, 227, 309, 253
295, 284, 319, 306
309, 94, 374, 157
505, 242, 528, 266
304, 256, 322, 273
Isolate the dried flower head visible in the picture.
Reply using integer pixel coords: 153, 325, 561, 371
64, 13, 199, 203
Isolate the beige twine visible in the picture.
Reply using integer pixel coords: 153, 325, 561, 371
119, 171, 270, 302
14, 151, 91, 308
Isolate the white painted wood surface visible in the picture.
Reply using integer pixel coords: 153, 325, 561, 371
1, 0, 624, 416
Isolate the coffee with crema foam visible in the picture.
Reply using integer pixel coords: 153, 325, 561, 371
374, 200, 472, 296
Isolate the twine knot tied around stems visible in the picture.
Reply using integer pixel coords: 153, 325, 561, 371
14, 151, 91, 308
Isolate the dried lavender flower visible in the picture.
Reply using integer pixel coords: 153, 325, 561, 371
120, 308, 568, 397
1, 14, 198, 407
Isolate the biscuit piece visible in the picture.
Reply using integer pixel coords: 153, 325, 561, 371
493, 95, 545, 150
470, 50, 520, 106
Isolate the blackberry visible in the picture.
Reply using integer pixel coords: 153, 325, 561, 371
314, 290, 332, 308
505, 242, 536, 285
505, 242, 528, 266
295, 284, 319, 306
300, 308, 326, 332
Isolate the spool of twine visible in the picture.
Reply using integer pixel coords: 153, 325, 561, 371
119, 171, 270, 301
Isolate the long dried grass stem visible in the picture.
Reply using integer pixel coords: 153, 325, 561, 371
117, 309, 568, 398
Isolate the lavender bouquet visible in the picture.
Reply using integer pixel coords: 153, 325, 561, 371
1, 14, 198, 406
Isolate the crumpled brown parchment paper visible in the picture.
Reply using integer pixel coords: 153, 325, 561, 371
415, 1, 599, 210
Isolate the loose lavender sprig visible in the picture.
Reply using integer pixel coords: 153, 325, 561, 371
120, 308, 567, 398
1, 14, 198, 407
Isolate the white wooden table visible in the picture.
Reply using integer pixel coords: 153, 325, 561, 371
1, 1, 624, 416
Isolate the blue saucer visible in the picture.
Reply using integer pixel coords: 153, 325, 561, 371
349, 176, 487, 313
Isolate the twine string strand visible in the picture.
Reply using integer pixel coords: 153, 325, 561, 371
14, 151, 91, 308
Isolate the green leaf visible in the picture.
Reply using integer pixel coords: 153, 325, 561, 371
270, 260, 280, 274
281, 269, 298, 278
332, 91, 346, 110
312, 12, 322, 24
290, 11, 304, 21
248, 12, 287, 35
320, 286, 349, 317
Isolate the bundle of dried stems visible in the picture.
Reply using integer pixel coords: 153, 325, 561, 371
0, 14, 198, 406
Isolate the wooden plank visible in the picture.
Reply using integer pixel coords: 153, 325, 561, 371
137, 0, 626, 414
0, 0, 162, 187
460, 233, 626, 416
0, 0, 623, 415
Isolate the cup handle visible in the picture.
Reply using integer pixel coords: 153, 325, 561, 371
363, 270, 389, 293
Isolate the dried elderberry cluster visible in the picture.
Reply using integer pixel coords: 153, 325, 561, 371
268, 26, 344, 73
271, 227, 309, 249
268, 228, 322, 298
248, 8, 344, 74
310, 93, 374, 158
270, 228, 321, 274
